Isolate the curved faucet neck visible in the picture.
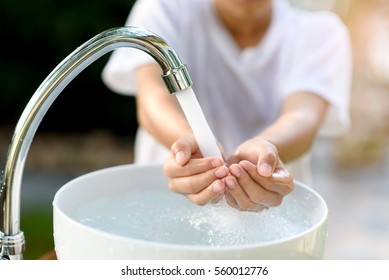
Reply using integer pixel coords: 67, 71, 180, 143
0, 26, 192, 260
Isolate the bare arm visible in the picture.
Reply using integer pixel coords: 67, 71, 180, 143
259, 92, 329, 162
229, 92, 329, 170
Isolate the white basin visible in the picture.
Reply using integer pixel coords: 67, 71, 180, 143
53, 164, 328, 259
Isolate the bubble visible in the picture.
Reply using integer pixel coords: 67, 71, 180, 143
72, 190, 312, 246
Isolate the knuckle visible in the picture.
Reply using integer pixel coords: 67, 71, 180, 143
289, 180, 294, 191
251, 195, 265, 205
239, 199, 253, 210
162, 161, 171, 176
279, 180, 294, 195
172, 139, 186, 152
264, 152, 277, 165
237, 174, 251, 186
167, 179, 177, 192
271, 196, 283, 207
183, 180, 197, 193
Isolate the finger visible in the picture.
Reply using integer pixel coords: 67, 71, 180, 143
257, 143, 278, 177
225, 189, 268, 212
168, 164, 229, 194
186, 179, 225, 206
243, 160, 293, 195
163, 156, 225, 178
230, 161, 282, 210
171, 134, 199, 165
228, 164, 257, 210
225, 190, 239, 209
210, 194, 224, 204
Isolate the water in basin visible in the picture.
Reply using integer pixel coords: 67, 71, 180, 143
72, 190, 312, 247
53, 164, 327, 259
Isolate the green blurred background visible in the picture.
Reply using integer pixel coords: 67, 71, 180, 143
1, 0, 139, 259
0, 0, 137, 136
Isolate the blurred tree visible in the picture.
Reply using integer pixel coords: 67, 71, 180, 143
0, 0, 137, 135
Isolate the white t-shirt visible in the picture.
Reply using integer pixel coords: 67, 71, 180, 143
102, 0, 352, 183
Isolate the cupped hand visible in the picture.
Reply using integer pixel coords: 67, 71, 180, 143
163, 134, 229, 206
225, 138, 294, 211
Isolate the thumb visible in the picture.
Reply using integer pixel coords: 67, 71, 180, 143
171, 134, 198, 166
257, 144, 278, 177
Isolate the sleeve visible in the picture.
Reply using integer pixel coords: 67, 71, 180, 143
281, 12, 353, 137
101, 0, 183, 95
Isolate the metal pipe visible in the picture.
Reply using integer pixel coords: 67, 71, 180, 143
0, 26, 193, 260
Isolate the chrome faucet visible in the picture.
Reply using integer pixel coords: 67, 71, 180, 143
0, 26, 193, 260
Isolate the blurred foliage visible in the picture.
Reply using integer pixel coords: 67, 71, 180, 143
0, 0, 138, 259
0, 0, 137, 135
21, 207, 54, 260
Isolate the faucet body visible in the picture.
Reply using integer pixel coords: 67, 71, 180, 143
0, 26, 192, 260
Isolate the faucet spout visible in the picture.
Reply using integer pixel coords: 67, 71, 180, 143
0, 26, 193, 260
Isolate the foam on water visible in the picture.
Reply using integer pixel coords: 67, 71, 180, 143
72, 190, 313, 247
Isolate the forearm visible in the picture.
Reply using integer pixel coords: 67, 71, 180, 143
259, 112, 320, 162
258, 93, 329, 163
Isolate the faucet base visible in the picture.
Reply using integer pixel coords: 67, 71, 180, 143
0, 231, 25, 260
